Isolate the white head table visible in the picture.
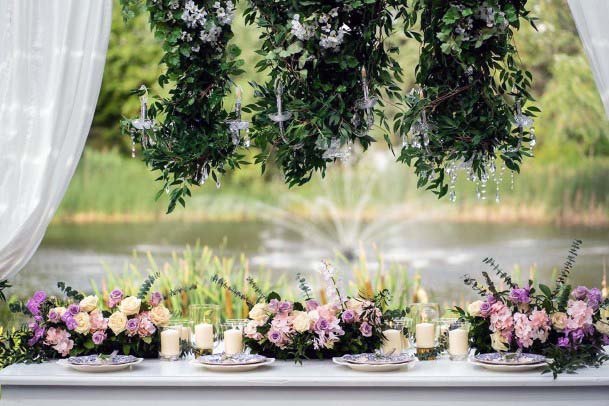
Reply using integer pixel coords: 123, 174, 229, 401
1, 359, 609, 406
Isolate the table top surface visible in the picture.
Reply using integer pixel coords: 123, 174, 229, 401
2, 358, 609, 387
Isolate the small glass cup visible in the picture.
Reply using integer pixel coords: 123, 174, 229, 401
437, 317, 459, 354
159, 324, 182, 361
448, 321, 470, 361
221, 321, 245, 355
411, 303, 440, 359
189, 304, 220, 356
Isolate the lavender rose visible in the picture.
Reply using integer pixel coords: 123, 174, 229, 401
67, 304, 80, 316
150, 291, 164, 307
277, 300, 293, 314
341, 309, 356, 324
479, 301, 492, 318
48, 309, 61, 323
314, 318, 329, 332
571, 328, 585, 344
572, 286, 589, 301
268, 330, 283, 345
359, 321, 373, 337
508, 287, 531, 304
92, 330, 107, 345
557, 336, 570, 348
305, 299, 319, 311
32, 291, 47, 303
587, 288, 602, 310
109, 288, 123, 308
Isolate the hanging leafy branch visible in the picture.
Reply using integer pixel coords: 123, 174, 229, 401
395, 0, 538, 198
0, 279, 10, 302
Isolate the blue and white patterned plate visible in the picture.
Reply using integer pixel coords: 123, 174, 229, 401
474, 352, 546, 366
67, 354, 140, 366
341, 353, 415, 365
197, 353, 268, 365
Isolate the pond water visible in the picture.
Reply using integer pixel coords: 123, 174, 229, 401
11, 220, 609, 301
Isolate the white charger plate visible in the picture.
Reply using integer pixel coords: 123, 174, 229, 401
190, 358, 275, 372
468, 358, 547, 372
57, 358, 143, 373
332, 357, 416, 372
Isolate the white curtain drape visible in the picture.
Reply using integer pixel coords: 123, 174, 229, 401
569, 0, 609, 117
0, 0, 112, 280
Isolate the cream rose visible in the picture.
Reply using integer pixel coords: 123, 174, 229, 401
79, 295, 99, 313
108, 311, 128, 335
118, 296, 142, 316
74, 312, 91, 335
551, 312, 568, 331
595, 319, 609, 335
490, 331, 509, 352
292, 311, 312, 333
53, 307, 67, 317
345, 299, 363, 313
150, 305, 171, 327
248, 303, 269, 323
467, 300, 484, 317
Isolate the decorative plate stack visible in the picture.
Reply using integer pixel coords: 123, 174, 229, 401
469, 353, 549, 372
190, 353, 275, 372
332, 353, 417, 372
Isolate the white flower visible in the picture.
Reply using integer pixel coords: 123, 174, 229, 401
249, 303, 269, 324
108, 312, 128, 335
200, 23, 222, 45
182, 0, 208, 28
118, 296, 141, 316
150, 305, 171, 327
292, 311, 312, 333
490, 331, 509, 352
290, 14, 315, 41
74, 312, 91, 335
79, 296, 99, 313
467, 300, 484, 317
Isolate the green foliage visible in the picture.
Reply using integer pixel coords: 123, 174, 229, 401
137, 271, 161, 299
296, 273, 312, 301
0, 327, 46, 369
0, 280, 10, 302
553, 239, 582, 295
57, 282, 85, 302
396, 0, 538, 198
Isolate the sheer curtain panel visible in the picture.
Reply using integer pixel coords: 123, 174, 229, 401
0, 0, 112, 279
569, 0, 609, 117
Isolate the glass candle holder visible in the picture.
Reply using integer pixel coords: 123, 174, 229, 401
221, 321, 244, 355
437, 317, 459, 354
410, 303, 440, 359
189, 304, 220, 356
159, 324, 182, 361
381, 318, 404, 355
448, 321, 470, 361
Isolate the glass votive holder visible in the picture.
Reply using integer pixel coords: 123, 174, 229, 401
448, 321, 470, 361
189, 304, 220, 356
411, 303, 440, 359
159, 324, 182, 361
381, 318, 405, 355
437, 317, 459, 354
221, 321, 244, 355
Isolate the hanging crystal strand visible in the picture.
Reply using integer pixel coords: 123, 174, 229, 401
268, 80, 292, 144
447, 161, 458, 203
356, 66, 378, 135
480, 170, 488, 201
476, 180, 481, 200
131, 134, 136, 158
510, 170, 515, 191
529, 127, 536, 155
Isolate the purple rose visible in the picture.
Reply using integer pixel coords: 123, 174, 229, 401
126, 318, 139, 335
572, 286, 589, 301
314, 318, 329, 332
557, 336, 570, 348
268, 299, 280, 313
479, 301, 492, 318
305, 299, 319, 311
109, 288, 123, 308
268, 330, 283, 345
67, 304, 80, 316
571, 328, 585, 344
486, 295, 497, 305
150, 291, 164, 307
277, 301, 293, 314
32, 291, 47, 303
602, 335, 609, 346
48, 309, 61, 323
587, 288, 602, 310
508, 287, 531, 304
359, 322, 373, 337
341, 309, 356, 324
92, 330, 107, 345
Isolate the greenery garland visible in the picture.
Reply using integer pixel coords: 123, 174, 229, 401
120, 0, 537, 211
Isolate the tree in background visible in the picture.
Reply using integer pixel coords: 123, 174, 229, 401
89, 0, 164, 154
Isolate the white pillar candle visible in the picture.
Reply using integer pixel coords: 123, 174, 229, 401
415, 322, 435, 348
160, 329, 180, 356
180, 325, 192, 341
448, 328, 469, 356
194, 323, 214, 349
381, 329, 402, 355
224, 328, 243, 355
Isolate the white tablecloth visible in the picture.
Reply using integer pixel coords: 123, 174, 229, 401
1, 359, 608, 405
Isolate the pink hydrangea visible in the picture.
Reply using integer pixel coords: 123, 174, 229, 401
137, 312, 156, 337
514, 309, 550, 348
44, 327, 74, 357
566, 300, 594, 330
89, 310, 108, 332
